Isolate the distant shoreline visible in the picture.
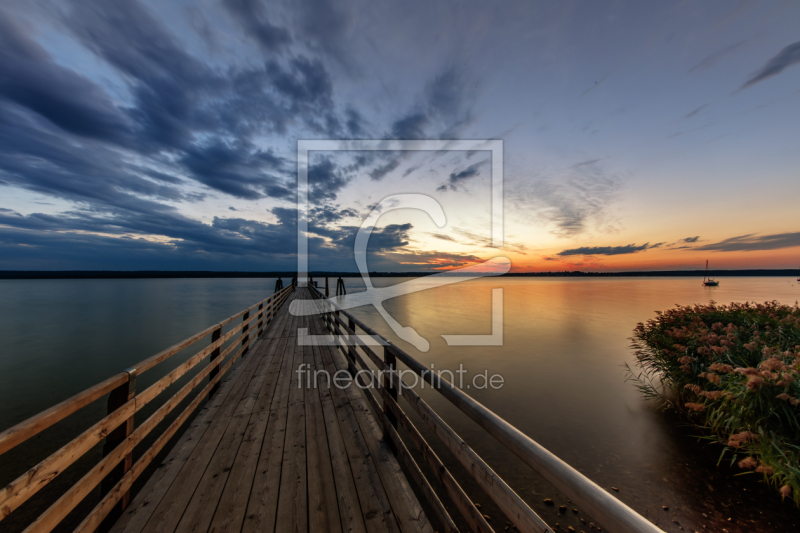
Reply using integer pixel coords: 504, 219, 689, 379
0, 269, 797, 279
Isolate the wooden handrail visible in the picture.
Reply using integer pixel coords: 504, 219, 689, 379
309, 285, 664, 533
0, 373, 129, 456
0, 285, 293, 531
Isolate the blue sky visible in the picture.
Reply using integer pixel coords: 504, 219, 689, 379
0, 0, 799, 272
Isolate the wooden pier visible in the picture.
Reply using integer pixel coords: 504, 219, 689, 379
0, 283, 665, 533
111, 287, 431, 533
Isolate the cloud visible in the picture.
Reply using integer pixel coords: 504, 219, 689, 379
685, 104, 709, 119
0, 9, 132, 143
688, 40, 748, 73
0, 2, 486, 272
517, 163, 623, 237
307, 157, 351, 202
741, 41, 800, 90
694, 232, 800, 252
221, 0, 291, 53
179, 139, 292, 199
390, 112, 428, 140
430, 233, 457, 242
438, 161, 485, 191
372, 249, 484, 270
288, 0, 353, 69
557, 242, 661, 256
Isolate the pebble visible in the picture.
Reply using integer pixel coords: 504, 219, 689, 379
662, 506, 669, 511
611, 487, 619, 492
544, 499, 554, 506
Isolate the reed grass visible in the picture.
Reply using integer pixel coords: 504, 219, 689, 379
625, 301, 800, 504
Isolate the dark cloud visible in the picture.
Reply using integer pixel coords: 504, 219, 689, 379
268, 57, 333, 107
694, 232, 800, 252
344, 107, 366, 136
0, 2, 486, 272
741, 41, 800, 90
439, 161, 485, 191
0, 9, 132, 143
368, 158, 402, 180
309, 205, 358, 225
557, 243, 660, 256
391, 112, 428, 140
0, 206, 309, 263
180, 139, 292, 199
221, 0, 291, 52
307, 157, 351, 202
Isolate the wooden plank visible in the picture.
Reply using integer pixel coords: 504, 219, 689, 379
304, 340, 342, 533
136, 347, 264, 533
314, 336, 396, 533
209, 332, 286, 532
234, 330, 287, 418
173, 412, 251, 533
309, 339, 367, 533
207, 410, 270, 533
241, 305, 296, 533
312, 313, 431, 533
110, 343, 262, 533
274, 334, 308, 533
241, 406, 288, 533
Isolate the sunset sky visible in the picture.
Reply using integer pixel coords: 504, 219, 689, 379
0, 0, 798, 272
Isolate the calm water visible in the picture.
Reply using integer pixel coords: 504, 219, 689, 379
1, 276, 799, 531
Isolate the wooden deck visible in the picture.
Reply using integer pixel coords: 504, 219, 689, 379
109, 288, 432, 533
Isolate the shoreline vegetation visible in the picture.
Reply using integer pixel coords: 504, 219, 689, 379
627, 301, 800, 505
0, 269, 798, 279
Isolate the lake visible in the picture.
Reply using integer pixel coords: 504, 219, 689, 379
1, 276, 799, 532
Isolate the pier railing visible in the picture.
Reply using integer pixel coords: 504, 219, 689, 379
308, 284, 663, 533
0, 285, 293, 533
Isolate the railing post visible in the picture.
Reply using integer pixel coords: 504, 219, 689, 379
241, 310, 250, 356
257, 302, 264, 333
209, 325, 222, 395
383, 346, 398, 434
102, 367, 136, 511
325, 276, 329, 297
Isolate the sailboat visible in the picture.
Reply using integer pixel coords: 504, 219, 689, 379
703, 260, 719, 286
